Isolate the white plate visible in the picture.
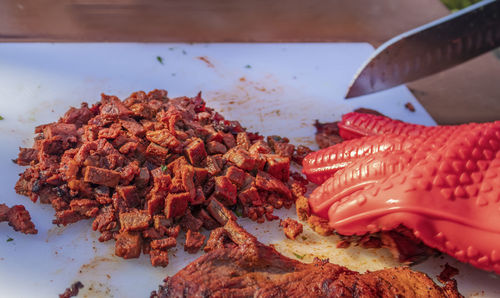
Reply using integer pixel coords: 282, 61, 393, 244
0, 43, 497, 297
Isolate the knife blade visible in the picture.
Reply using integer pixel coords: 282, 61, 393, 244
345, 0, 500, 99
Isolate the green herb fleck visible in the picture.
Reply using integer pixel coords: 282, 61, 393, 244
0, 115, 4, 120
6, 237, 13, 242
156, 56, 164, 65
234, 208, 242, 217
293, 252, 305, 260
440, 0, 481, 12
301, 236, 307, 241
161, 165, 168, 172
182, 50, 187, 55
169, 47, 175, 51
245, 65, 252, 69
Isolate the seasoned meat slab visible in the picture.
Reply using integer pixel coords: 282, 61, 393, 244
152, 217, 461, 298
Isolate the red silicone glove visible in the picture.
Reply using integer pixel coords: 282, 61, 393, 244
302, 112, 500, 274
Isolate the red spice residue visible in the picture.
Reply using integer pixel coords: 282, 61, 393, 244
437, 263, 459, 283
59, 281, 84, 298
197, 56, 215, 68
405, 102, 416, 112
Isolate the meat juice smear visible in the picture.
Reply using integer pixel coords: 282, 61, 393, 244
14, 89, 308, 267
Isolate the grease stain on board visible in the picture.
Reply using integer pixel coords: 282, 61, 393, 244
204, 74, 316, 142
270, 222, 401, 273
197, 56, 215, 68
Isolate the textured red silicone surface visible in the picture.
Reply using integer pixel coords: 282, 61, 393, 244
338, 112, 430, 139
303, 112, 448, 185
305, 113, 500, 274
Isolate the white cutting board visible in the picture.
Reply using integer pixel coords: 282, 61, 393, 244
0, 43, 497, 297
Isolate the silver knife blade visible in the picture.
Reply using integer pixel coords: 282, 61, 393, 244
345, 0, 500, 99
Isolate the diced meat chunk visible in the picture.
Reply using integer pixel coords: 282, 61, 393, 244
120, 161, 140, 185
148, 89, 168, 100
205, 155, 224, 176
273, 142, 295, 158
184, 138, 207, 166
92, 207, 116, 232
206, 198, 236, 225
14, 148, 38, 165
53, 209, 86, 226
255, 171, 292, 200
119, 141, 138, 155
83, 166, 120, 187
98, 123, 122, 139
165, 225, 181, 238
236, 132, 251, 150
142, 227, 163, 239
179, 211, 203, 232
221, 132, 236, 148
206, 141, 227, 155
193, 209, 220, 230
179, 165, 196, 199
238, 187, 261, 206
150, 249, 169, 267
119, 210, 151, 231
184, 230, 206, 253
146, 129, 181, 151
61, 103, 93, 127
265, 155, 290, 181
295, 194, 310, 221
1, 204, 38, 234
249, 140, 272, 155
225, 166, 246, 188
314, 120, 344, 149
131, 103, 154, 119
115, 231, 143, 259
166, 156, 188, 175
116, 185, 140, 208
193, 167, 208, 186
204, 227, 234, 252
224, 148, 255, 171
164, 192, 189, 218
43, 123, 77, 139
135, 167, 150, 188
213, 176, 237, 206
0, 204, 9, 221
280, 218, 303, 240
100, 94, 132, 117
150, 237, 177, 250
120, 118, 145, 136
292, 145, 313, 164
307, 215, 333, 236
69, 199, 99, 217
190, 187, 205, 205
147, 194, 165, 216
145, 143, 169, 165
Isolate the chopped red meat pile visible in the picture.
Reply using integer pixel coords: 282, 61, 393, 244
14, 89, 308, 267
